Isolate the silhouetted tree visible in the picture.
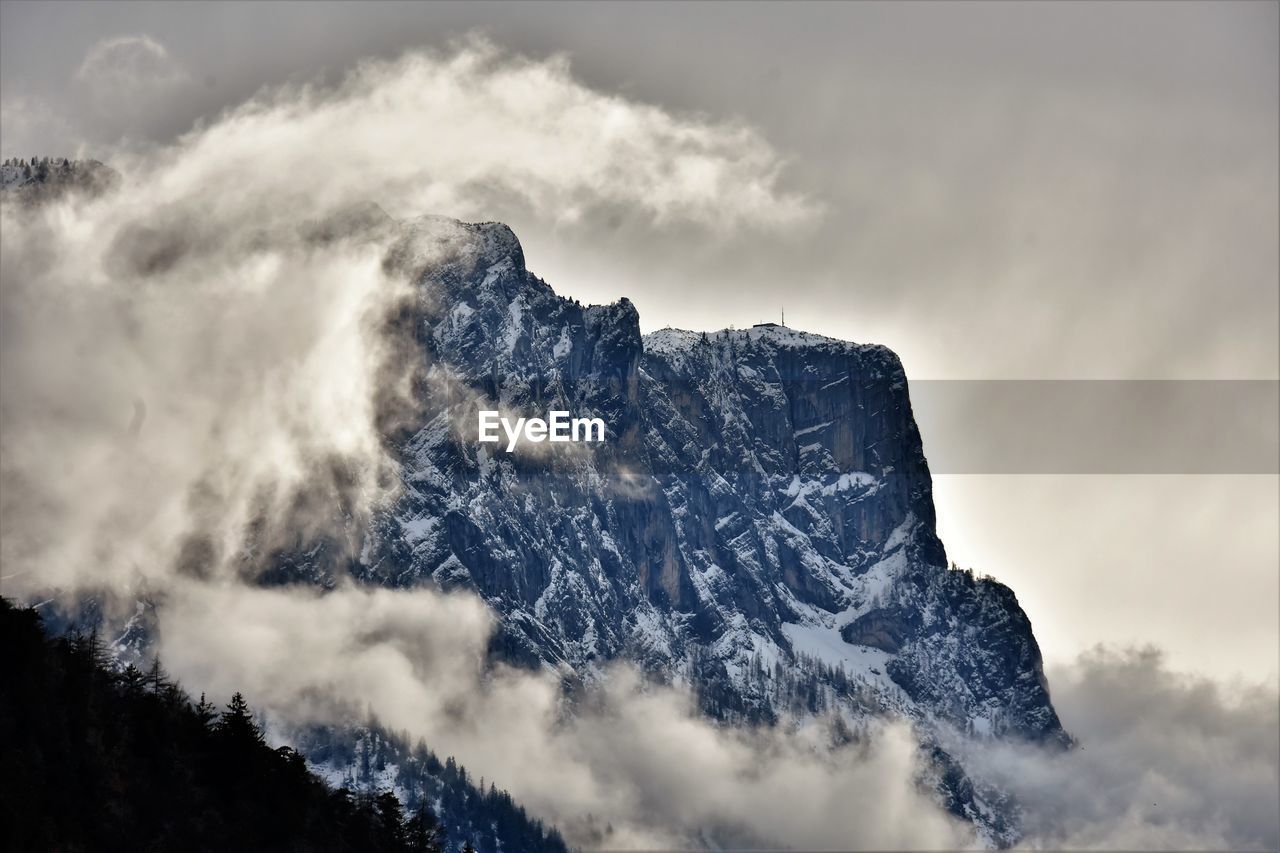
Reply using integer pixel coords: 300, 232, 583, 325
218, 691, 264, 746
194, 692, 217, 728
146, 656, 170, 693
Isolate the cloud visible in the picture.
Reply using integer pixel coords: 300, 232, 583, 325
140, 35, 817, 232
154, 578, 971, 850
0, 38, 817, 600
955, 647, 1280, 851
0, 190, 409, 595
151, 581, 1280, 850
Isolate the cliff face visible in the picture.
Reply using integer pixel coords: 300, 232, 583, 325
343, 216, 1066, 774
24, 205, 1064, 844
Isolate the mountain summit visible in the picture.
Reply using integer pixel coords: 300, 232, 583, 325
295, 213, 1069, 844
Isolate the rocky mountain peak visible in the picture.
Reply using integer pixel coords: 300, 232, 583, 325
324, 214, 1070, 843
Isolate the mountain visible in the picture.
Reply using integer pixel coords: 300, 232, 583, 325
286, 211, 1068, 844
9, 179, 1068, 844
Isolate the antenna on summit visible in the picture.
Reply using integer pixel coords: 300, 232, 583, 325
781, 307, 785, 327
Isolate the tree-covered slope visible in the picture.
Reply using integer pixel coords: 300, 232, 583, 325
0, 598, 563, 853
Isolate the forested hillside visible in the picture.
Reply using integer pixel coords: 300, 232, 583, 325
0, 597, 545, 853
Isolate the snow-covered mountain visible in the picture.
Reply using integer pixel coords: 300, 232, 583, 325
17, 186, 1068, 843
280, 211, 1068, 843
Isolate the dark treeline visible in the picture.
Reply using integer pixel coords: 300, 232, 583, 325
0, 597, 456, 852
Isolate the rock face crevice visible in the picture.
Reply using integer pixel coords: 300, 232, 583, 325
320, 215, 1067, 843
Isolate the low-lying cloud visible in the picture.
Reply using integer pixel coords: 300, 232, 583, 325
958, 647, 1280, 851
156, 579, 972, 850
153, 581, 1279, 850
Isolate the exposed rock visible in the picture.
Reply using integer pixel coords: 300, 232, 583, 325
320, 215, 1071, 843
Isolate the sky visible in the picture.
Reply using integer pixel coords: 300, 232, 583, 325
0, 0, 1275, 680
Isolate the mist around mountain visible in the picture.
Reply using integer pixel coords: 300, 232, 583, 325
319, 212, 1066, 844
0, 176, 1064, 846
1, 38, 1276, 851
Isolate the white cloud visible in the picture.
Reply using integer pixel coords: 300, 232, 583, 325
1, 38, 818, 600
155, 579, 972, 850
153, 581, 1280, 850
139, 36, 818, 231
958, 647, 1280, 851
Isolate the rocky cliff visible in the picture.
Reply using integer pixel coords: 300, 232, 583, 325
300, 213, 1071, 843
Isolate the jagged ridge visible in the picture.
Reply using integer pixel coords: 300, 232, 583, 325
335, 214, 1069, 844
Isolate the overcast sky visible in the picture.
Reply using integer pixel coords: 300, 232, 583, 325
1, 0, 1276, 680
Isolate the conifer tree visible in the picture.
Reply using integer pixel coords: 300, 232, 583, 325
373, 791, 406, 848
146, 655, 169, 693
404, 801, 447, 852
194, 692, 217, 728
218, 691, 264, 745
120, 663, 145, 694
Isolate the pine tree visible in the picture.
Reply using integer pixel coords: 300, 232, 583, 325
120, 663, 146, 694
146, 656, 169, 693
404, 802, 447, 852
194, 692, 217, 729
84, 626, 109, 669
218, 692, 264, 745
372, 791, 405, 848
